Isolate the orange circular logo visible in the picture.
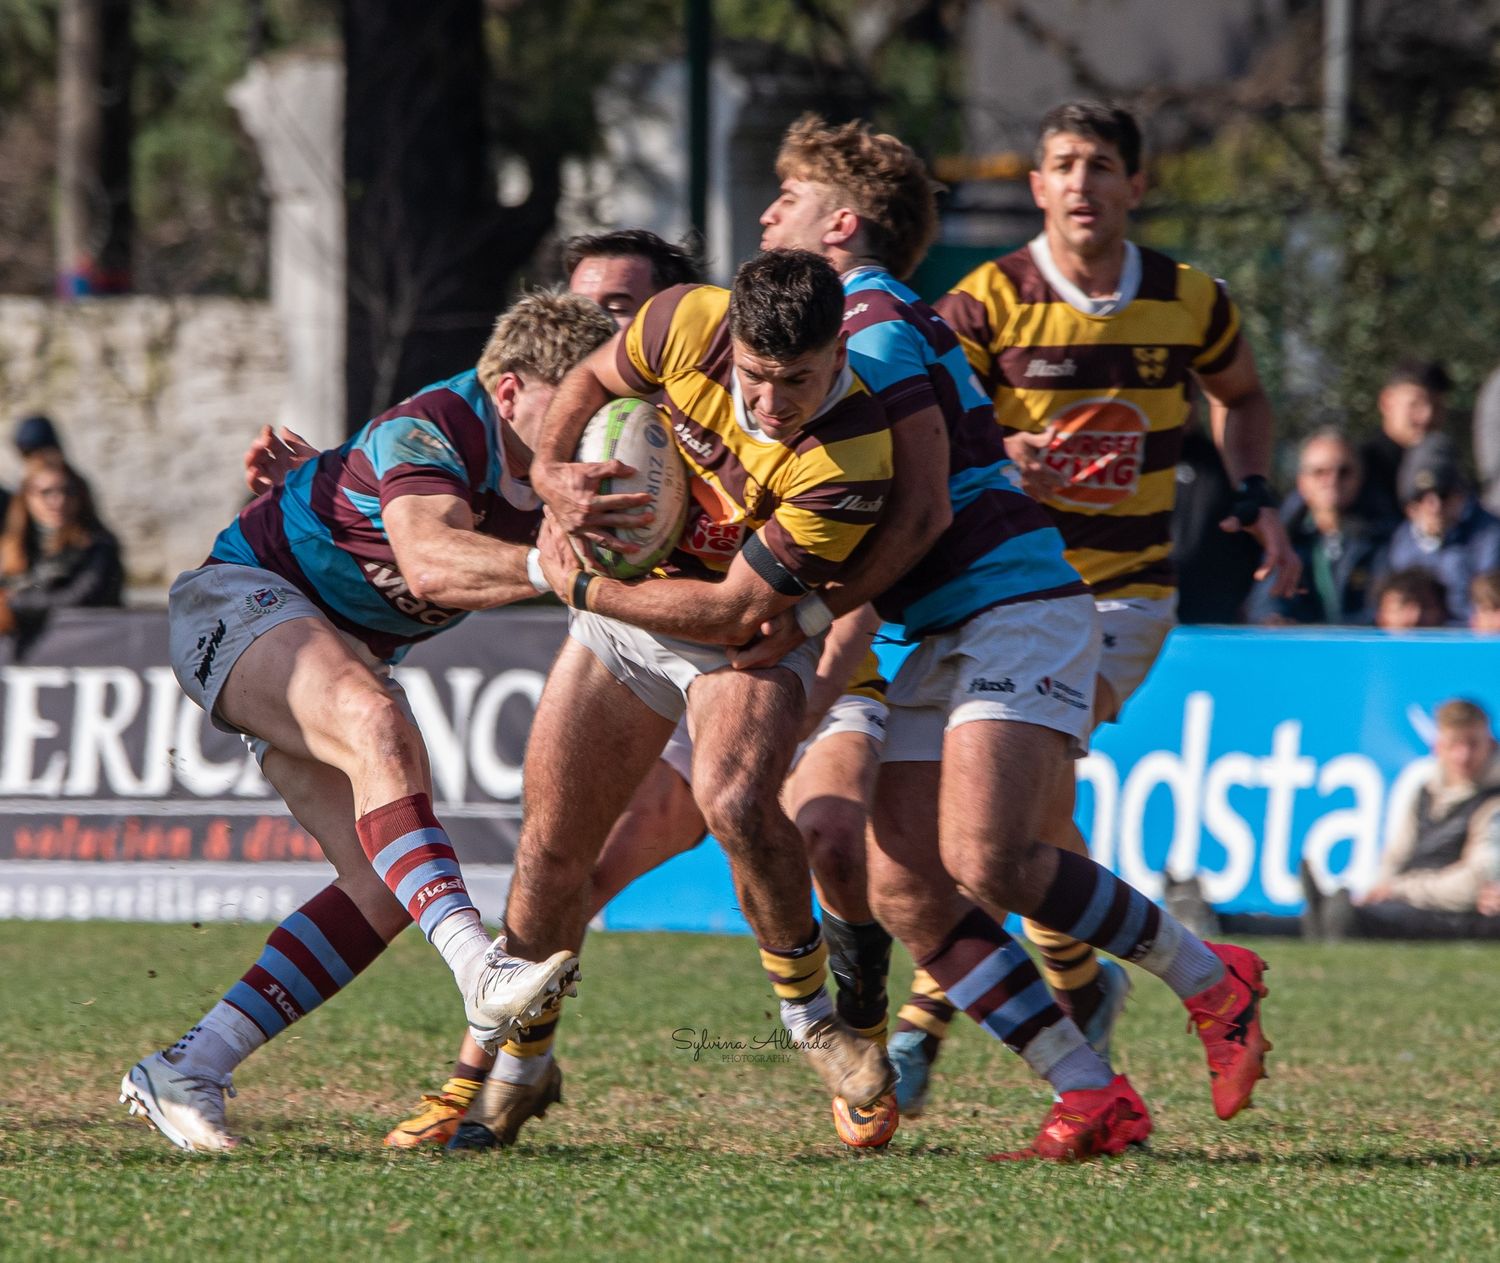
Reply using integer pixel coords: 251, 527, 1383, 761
1042, 398, 1149, 509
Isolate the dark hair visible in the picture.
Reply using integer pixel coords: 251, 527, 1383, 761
1035, 100, 1143, 176
728, 249, 844, 360
0, 449, 107, 574
1374, 567, 1450, 624
561, 229, 704, 293
1384, 358, 1452, 395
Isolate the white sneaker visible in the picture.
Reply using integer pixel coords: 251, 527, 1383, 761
465, 947, 580, 1054
120, 1050, 241, 1152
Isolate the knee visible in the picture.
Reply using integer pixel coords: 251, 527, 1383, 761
698, 778, 774, 852
942, 831, 1041, 908
338, 686, 421, 768
799, 803, 867, 894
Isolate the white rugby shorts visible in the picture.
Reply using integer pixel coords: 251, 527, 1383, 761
1094, 593, 1176, 720
882, 593, 1100, 761
168, 563, 413, 764
567, 607, 823, 722
658, 690, 887, 788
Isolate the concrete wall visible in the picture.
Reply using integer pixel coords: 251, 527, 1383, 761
0, 296, 287, 594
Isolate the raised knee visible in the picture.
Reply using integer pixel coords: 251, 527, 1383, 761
338, 686, 419, 764
698, 779, 771, 848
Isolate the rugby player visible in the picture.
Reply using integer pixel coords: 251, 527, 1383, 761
376, 235, 895, 1152
490, 249, 900, 1124
873, 100, 1301, 1112
118, 291, 617, 1151
748, 115, 1273, 1159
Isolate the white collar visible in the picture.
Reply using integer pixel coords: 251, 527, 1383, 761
1029, 232, 1141, 317
731, 362, 854, 443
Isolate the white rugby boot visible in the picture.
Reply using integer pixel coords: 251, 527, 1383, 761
120, 1050, 240, 1152
464, 946, 580, 1054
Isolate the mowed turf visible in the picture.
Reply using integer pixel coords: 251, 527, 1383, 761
1, 921, 1496, 1262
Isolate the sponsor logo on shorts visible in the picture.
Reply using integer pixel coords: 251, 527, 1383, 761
193, 619, 228, 688
1036, 675, 1089, 710
967, 676, 1016, 694
243, 586, 285, 617
415, 876, 466, 907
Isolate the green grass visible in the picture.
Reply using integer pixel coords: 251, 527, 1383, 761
1, 923, 1496, 1261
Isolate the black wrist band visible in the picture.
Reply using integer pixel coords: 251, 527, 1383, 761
1231, 474, 1278, 526
570, 570, 595, 611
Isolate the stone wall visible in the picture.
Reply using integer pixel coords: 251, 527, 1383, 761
0, 296, 289, 594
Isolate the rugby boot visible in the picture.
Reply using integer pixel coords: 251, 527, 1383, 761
1079, 957, 1132, 1065
800, 1013, 896, 1109
832, 1092, 899, 1149
445, 1061, 563, 1152
383, 1093, 467, 1149
464, 947, 580, 1054
1184, 942, 1271, 1120
120, 1051, 240, 1153
988, 1074, 1152, 1162
887, 1029, 934, 1118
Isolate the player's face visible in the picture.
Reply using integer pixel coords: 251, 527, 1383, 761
1379, 383, 1443, 446
732, 337, 846, 442
759, 178, 839, 255
1296, 438, 1360, 515
1434, 721, 1495, 784
1030, 132, 1143, 259
492, 372, 557, 452
568, 255, 657, 329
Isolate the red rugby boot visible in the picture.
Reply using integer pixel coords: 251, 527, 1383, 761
1185, 942, 1271, 1120
988, 1075, 1152, 1162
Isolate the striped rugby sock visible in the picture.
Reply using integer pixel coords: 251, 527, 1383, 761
760, 930, 834, 1041
893, 967, 957, 1064
921, 906, 1111, 1091
1023, 919, 1106, 1025
179, 885, 388, 1074
1028, 850, 1222, 1000
357, 793, 476, 940
492, 997, 563, 1086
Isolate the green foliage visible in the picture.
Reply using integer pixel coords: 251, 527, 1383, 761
0, 0, 56, 105
1147, 62, 1500, 442
2, 923, 1499, 1260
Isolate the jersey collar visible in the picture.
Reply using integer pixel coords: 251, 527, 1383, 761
1029, 233, 1141, 317
731, 362, 855, 444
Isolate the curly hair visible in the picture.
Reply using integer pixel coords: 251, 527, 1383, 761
475, 289, 618, 394
774, 114, 938, 280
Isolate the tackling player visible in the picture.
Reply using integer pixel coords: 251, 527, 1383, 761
749, 115, 1273, 1159
118, 291, 616, 1151
485, 250, 901, 1129
881, 99, 1300, 1112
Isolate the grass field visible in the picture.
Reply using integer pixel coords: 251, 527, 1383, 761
1, 922, 1496, 1261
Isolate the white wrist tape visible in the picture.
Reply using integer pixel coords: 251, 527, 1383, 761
793, 592, 834, 638
525, 547, 550, 594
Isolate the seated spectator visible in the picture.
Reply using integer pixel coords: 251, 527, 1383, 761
0, 450, 124, 638
1376, 435, 1500, 622
1357, 359, 1451, 522
1250, 428, 1392, 625
1475, 361, 1500, 517
1302, 699, 1500, 940
1372, 567, 1450, 629
1470, 571, 1500, 632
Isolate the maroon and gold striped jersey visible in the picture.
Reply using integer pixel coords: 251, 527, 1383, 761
616, 284, 892, 589
935, 242, 1241, 597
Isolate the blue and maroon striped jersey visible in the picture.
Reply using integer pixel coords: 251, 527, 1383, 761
841, 266, 1086, 638
208, 369, 540, 661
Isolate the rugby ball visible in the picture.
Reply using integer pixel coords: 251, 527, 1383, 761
571, 397, 688, 579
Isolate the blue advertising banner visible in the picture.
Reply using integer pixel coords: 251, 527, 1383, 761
601, 627, 1500, 929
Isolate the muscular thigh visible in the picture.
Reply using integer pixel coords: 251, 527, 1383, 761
939, 719, 1072, 857
686, 665, 804, 814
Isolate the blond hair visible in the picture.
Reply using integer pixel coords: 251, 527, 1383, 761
775, 114, 939, 280
1435, 698, 1491, 732
476, 290, 617, 394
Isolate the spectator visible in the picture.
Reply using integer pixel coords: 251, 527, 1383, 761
1378, 435, 1500, 622
13, 412, 63, 459
1170, 416, 1264, 623
1372, 568, 1450, 630
1250, 428, 1392, 625
1358, 359, 1451, 522
1474, 361, 1500, 517
1470, 571, 1500, 632
0, 450, 124, 639
1301, 699, 1500, 940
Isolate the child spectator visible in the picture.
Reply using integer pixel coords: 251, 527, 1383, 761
1471, 572, 1500, 633
1372, 568, 1450, 630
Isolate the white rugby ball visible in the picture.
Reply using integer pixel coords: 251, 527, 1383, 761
571, 397, 689, 579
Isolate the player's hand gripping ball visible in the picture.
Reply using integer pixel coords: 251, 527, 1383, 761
572, 398, 688, 579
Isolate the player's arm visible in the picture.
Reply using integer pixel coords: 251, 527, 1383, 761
1196, 339, 1301, 599
534, 518, 802, 645
528, 336, 655, 547
386, 494, 540, 610
802, 604, 881, 732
